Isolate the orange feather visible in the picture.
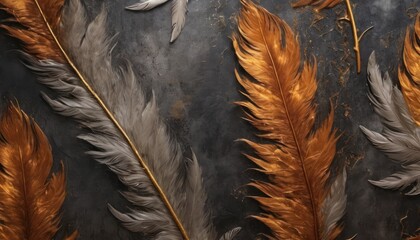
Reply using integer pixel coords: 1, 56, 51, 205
0, 103, 77, 240
407, 235, 420, 240
0, 0, 64, 61
399, 14, 420, 126
233, 0, 341, 239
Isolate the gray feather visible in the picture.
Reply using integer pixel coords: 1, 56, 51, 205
218, 227, 241, 240
170, 0, 188, 42
125, 0, 169, 11
368, 164, 420, 195
21, 0, 240, 238
360, 52, 420, 195
125, 0, 188, 42
321, 169, 347, 240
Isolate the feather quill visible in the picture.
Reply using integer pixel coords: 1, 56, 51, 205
360, 16, 420, 196
0, 103, 77, 240
232, 1, 346, 239
0, 0, 239, 239
126, 0, 188, 42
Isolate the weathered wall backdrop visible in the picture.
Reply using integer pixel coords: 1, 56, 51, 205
0, 0, 419, 239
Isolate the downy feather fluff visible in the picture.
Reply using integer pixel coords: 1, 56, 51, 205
232, 1, 346, 239
126, 0, 188, 42
0, 0, 239, 239
291, 0, 341, 11
0, 103, 77, 240
360, 16, 420, 196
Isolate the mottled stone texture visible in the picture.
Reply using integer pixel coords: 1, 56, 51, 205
0, 0, 419, 239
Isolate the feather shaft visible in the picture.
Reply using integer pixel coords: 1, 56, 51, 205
30, 0, 189, 238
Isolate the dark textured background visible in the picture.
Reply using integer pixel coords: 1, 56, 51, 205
0, 0, 419, 239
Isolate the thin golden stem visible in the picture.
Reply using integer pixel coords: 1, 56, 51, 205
358, 26, 374, 42
32, 0, 190, 239
344, 0, 361, 73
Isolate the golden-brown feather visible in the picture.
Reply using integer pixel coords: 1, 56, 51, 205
0, 0, 64, 61
407, 235, 420, 240
0, 103, 76, 240
233, 0, 339, 239
399, 14, 420, 125
292, 0, 342, 11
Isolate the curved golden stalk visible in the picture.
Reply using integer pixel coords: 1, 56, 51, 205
293, 0, 372, 74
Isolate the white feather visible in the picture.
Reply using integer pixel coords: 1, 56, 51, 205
126, 0, 169, 11
125, 0, 189, 42
170, 0, 188, 42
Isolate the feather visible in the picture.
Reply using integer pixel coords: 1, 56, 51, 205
291, 0, 342, 11
0, 0, 64, 61
125, 0, 188, 43
232, 1, 346, 239
0, 103, 77, 240
360, 52, 420, 195
218, 227, 242, 240
125, 0, 169, 11
321, 170, 347, 240
399, 14, 420, 126
170, 0, 188, 43
360, 15, 420, 195
0, 0, 239, 239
